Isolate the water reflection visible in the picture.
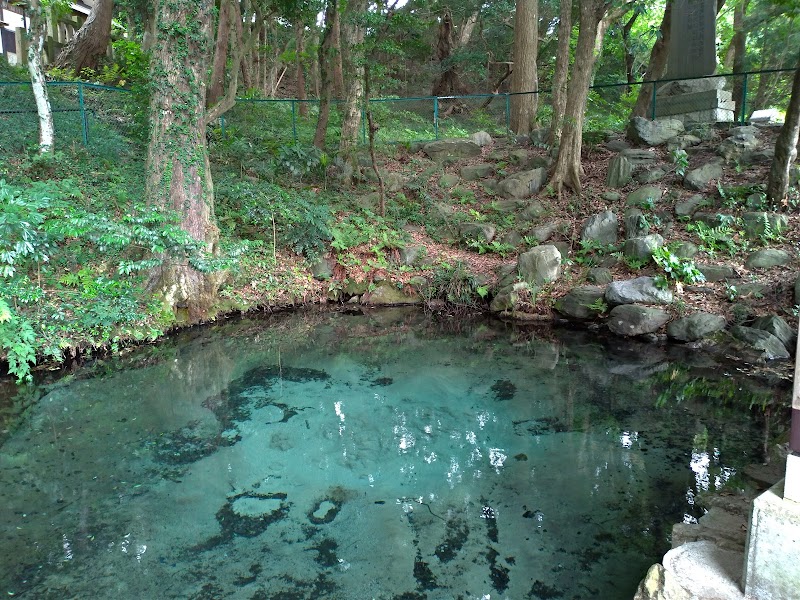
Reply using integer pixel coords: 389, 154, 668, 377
0, 308, 788, 599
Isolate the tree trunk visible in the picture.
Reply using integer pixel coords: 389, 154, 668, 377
314, 0, 340, 148
622, 11, 639, 91
548, 0, 572, 147
431, 8, 468, 96
207, 0, 233, 107
766, 61, 800, 205
338, 0, 367, 175
295, 21, 308, 117
509, 0, 539, 136
731, 0, 749, 122
548, 0, 607, 195
332, 7, 345, 98
27, 0, 53, 154
146, 0, 220, 317
631, 0, 673, 119
53, 0, 114, 74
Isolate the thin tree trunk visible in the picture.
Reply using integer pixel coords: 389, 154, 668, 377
338, 0, 367, 175
27, 0, 53, 154
53, 0, 114, 74
332, 7, 344, 98
509, 0, 539, 136
207, 0, 233, 107
731, 0, 749, 122
766, 61, 800, 204
631, 0, 673, 119
296, 20, 308, 117
548, 0, 572, 147
622, 11, 639, 91
314, 0, 339, 148
146, 0, 220, 316
549, 0, 606, 195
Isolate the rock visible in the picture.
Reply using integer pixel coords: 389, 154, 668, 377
745, 193, 767, 211
469, 131, 493, 147
310, 256, 335, 280
422, 138, 482, 162
518, 245, 562, 286
684, 161, 724, 190
519, 200, 547, 222
601, 191, 622, 202
667, 313, 727, 342
362, 281, 421, 306
396, 246, 423, 267
439, 173, 460, 188
667, 134, 702, 151
740, 212, 789, 240
718, 128, 760, 162
581, 210, 619, 245
627, 116, 685, 146
730, 326, 790, 360
529, 222, 559, 242
751, 315, 795, 351
745, 249, 791, 269
606, 276, 673, 305
587, 267, 613, 285
693, 212, 730, 227
497, 168, 547, 199
636, 168, 667, 184
460, 163, 496, 181
624, 234, 664, 262
606, 155, 633, 188
735, 283, 767, 298
697, 264, 737, 282
500, 230, 522, 247
675, 194, 708, 218
608, 305, 671, 336
490, 290, 517, 312
459, 222, 496, 243
509, 149, 529, 165
624, 208, 650, 238
343, 279, 369, 296
555, 286, 607, 319
492, 198, 525, 214
621, 148, 659, 167
795, 274, 800, 305
670, 241, 699, 260
627, 185, 664, 208
605, 139, 631, 152
528, 155, 553, 169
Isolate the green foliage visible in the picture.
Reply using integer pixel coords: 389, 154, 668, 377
277, 143, 327, 179
670, 149, 689, 177
586, 297, 609, 315
422, 261, 486, 309
573, 239, 616, 267
686, 220, 745, 257
466, 239, 515, 257
652, 247, 705, 288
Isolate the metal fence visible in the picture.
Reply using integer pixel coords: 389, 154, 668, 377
1, 67, 797, 152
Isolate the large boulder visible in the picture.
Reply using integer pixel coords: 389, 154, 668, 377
623, 234, 664, 262
554, 286, 607, 319
469, 131, 493, 147
362, 281, 421, 305
608, 305, 671, 336
718, 127, 760, 162
422, 138, 482, 162
497, 168, 547, 199
518, 245, 562, 286
581, 210, 619, 245
624, 208, 650, 238
684, 161, 723, 191
730, 326, 790, 360
697, 264, 737, 282
627, 185, 664, 208
627, 117, 685, 147
740, 212, 789, 240
751, 315, 795, 351
461, 163, 496, 181
675, 194, 708, 218
606, 276, 673, 305
458, 222, 496, 243
667, 313, 727, 342
745, 249, 791, 269
606, 155, 633, 188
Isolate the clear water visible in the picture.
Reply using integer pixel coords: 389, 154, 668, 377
0, 308, 783, 600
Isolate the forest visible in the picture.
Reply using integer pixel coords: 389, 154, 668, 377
1, 0, 800, 383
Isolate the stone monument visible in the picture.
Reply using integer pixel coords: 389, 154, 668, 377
654, 0, 735, 124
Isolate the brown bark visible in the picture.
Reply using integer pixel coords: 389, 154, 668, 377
622, 11, 639, 90
509, 0, 539, 135
338, 0, 367, 172
548, 0, 572, 147
295, 21, 308, 117
548, 0, 607, 195
631, 0, 673, 119
53, 0, 114, 74
431, 8, 470, 97
314, 0, 340, 148
731, 0, 750, 122
207, 0, 233, 107
146, 0, 220, 316
766, 61, 800, 205
332, 8, 345, 98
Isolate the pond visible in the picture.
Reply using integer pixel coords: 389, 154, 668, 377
0, 308, 786, 600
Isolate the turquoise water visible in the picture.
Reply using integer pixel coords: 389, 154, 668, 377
0, 308, 783, 599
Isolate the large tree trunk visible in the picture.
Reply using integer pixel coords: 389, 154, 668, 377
548, 0, 572, 147
548, 0, 607, 195
509, 0, 539, 135
731, 0, 749, 122
338, 0, 367, 175
314, 0, 340, 148
27, 0, 53, 154
766, 61, 800, 205
431, 8, 471, 96
295, 20, 308, 117
631, 0, 673, 119
207, 0, 234, 107
146, 0, 220, 317
53, 0, 114, 74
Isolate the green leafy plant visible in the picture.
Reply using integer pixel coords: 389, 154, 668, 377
586, 297, 609, 314
652, 246, 705, 287
670, 148, 689, 177
277, 143, 326, 179
467, 239, 515, 257
686, 220, 745, 257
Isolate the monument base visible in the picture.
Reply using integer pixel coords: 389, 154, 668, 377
654, 77, 736, 124
743, 479, 800, 599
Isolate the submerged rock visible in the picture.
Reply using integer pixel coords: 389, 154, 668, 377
608, 305, 671, 337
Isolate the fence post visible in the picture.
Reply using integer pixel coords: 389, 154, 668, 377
78, 82, 88, 145
505, 93, 511, 136
650, 81, 657, 121
433, 96, 439, 140
291, 100, 298, 144
740, 73, 748, 124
